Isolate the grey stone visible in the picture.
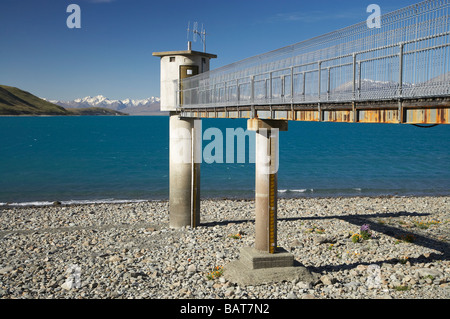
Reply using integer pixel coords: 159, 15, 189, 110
286, 292, 297, 299
61, 281, 73, 290
187, 264, 197, 273
320, 275, 335, 286
314, 236, 337, 245
0, 266, 14, 274
297, 281, 312, 289
344, 281, 361, 290
416, 268, 443, 279
216, 252, 224, 259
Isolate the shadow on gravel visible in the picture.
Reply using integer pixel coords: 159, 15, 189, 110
203, 210, 449, 274
295, 210, 449, 274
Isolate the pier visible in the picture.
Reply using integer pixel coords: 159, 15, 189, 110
153, 0, 449, 284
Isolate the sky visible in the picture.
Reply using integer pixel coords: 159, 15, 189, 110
0, 0, 416, 101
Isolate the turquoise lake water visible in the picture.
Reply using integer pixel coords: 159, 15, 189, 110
0, 116, 449, 205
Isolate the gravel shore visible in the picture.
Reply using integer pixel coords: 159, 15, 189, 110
0, 196, 449, 299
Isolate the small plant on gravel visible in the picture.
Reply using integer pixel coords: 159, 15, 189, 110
351, 224, 372, 243
306, 225, 325, 234
394, 285, 409, 291
351, 233, 362, 243
395, 233, 416, 244
413, 221, 429, 229
424, 275, 435, 281
413, 220, 440, 229
206, 266, 224, 280
360, 224, 372, 240
228, 233, 242, 240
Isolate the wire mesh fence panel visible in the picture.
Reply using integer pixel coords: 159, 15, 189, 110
179, 0, 450, 108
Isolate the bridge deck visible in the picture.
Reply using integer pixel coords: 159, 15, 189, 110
179, 97, 450, 124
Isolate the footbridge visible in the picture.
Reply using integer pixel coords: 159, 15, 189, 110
153, 0, 449, 284
178, 1, 449, 124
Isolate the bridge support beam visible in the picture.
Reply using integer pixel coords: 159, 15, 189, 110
169, 113, 201, 229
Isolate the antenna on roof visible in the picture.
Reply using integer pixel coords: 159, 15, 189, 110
187, 21, 191, 40
186, 21, 207, 52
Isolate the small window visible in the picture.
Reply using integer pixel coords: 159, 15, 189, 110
169, 57, 175, 62
202, 58, 206, 63
187, 69, 193, 75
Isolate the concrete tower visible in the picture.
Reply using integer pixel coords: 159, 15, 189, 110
153, 43, 217, 228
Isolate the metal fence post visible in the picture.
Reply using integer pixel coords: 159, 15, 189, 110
236, 79, 240, 106
251, 75, 255, 105
353, 53, 357, 100
327, 67, 331, 101
399, 43, 404, 98
318, 61, 322, 101
302, 72, 306, 101
358, 62, 362, 99
290, 67, 294, 104
269, 72, 273, 104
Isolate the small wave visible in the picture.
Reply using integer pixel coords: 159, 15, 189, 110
0, 201, 55, 207
278, 189, 308, 193
0, 198, 149, 207
62, 199, 149, 205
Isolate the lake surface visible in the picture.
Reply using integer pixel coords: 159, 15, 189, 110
0, 116, 449, 205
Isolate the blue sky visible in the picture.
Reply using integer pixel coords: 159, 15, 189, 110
0, 0, 415, 100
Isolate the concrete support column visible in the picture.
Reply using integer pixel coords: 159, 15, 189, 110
169, 113, 201, 228
225, 119, 315, 286
255, 128, 278, 253
248, 119, 288, 253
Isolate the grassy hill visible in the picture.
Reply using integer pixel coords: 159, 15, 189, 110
0, 85, 127, 116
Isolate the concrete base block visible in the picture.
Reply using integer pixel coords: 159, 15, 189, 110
224, 247, 318, 287
240, 247, 294, 269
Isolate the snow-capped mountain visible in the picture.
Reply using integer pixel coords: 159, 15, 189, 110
44, 95, 165, 115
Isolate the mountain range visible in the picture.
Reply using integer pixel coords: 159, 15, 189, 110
44, 95, 167, 116
0, 85, 126, 116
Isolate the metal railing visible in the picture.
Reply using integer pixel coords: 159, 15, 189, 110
177, 0, 450, 109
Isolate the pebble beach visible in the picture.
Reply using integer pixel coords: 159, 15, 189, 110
0, 196, 449, 299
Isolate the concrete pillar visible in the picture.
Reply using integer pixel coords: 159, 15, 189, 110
255, 128, 277, 253
169, 113, 201, 228
225, 119, 315, 286
248, 119, 288, 253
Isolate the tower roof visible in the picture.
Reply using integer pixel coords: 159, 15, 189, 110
152, 49, 217, 59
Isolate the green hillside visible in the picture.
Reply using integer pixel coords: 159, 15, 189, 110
0, 85, 127, 116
